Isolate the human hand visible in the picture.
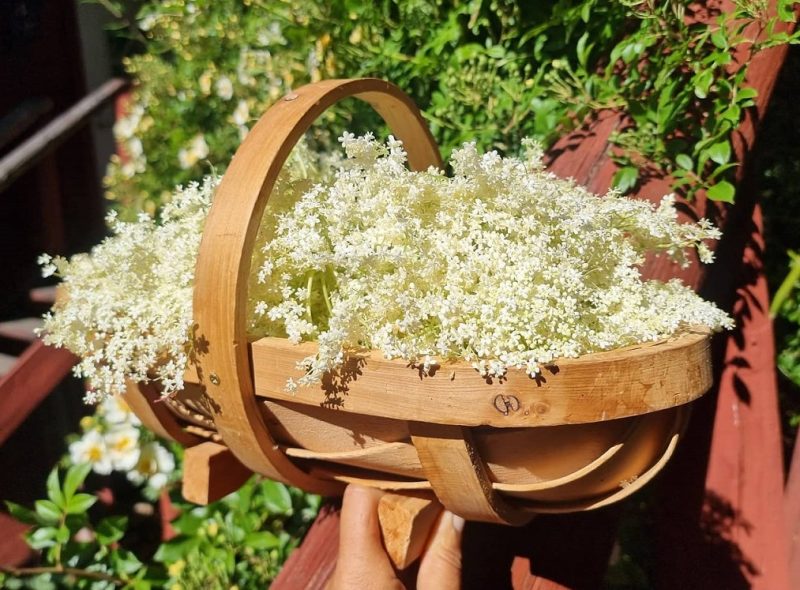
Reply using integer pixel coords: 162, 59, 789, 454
328, 485, 464, 590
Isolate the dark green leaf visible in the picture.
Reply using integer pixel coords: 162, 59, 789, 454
96, 515, 128, 544
112, 548, 144, 574
707, 180, 736, 203
6, 501, 38, 525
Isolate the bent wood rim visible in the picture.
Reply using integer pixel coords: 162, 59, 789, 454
192, 78, 442, 491
241, 326, 713, 427
521, 404, 690, 513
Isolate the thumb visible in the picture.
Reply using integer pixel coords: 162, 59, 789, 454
417, 511, 464, 590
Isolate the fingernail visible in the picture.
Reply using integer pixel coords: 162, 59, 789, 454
451, 513, 465, 533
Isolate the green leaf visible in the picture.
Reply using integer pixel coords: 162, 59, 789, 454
46, 469, 65, 509
63, 463, 92, 501
170, 512, 204, 536
576, 32, 591, 69
96, 515, 129, 544
737, 87, 758, 100
612, 166, 639, 194
66, 493, 97, 515
27, 526, 57, 550
711, 29, 728, 49
707, 141, 731, 165
675, 154, 693, 170
34, 500, 62, 525
153, 536, 202, 563
707, 180, 736, 203
260, 480, 293, 514
55, 525, 70, 544
6, 501, 38, 525
243, 531, 280, 549
112, 548, 144, 574
694, 70, 713, 99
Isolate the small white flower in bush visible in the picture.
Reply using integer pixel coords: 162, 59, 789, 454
69, 430, 112, 475
41, 135, 731, 401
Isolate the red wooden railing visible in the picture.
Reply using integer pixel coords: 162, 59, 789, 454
272, 3, 796, 589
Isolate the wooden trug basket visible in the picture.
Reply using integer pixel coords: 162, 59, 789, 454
124, 78, 712, 565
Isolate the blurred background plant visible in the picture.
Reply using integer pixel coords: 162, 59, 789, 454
7, 0, 797, 588
0, 463, 318, 589
96, 0, 798, 216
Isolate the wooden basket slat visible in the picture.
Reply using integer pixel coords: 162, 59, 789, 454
248, 329, 711, 427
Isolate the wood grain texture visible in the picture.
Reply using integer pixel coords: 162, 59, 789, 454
192, 79, 441, 495
250, 329, 712, 427
123, 381, 202, 446
411, 422, 531, 525
182, 442, 253, 505
378, 492, 443, 569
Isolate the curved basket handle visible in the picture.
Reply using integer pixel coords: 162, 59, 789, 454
193, 78, 442, 493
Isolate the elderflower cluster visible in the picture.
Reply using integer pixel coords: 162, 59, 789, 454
253, 134, 732, 387
68, 396, 175, 492
39, 178, 214, 403
42, 134, 731, 401
40, 140, 335, 401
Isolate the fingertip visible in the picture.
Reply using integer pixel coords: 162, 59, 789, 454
417, 511, 463, 590
451, 513, 465, 534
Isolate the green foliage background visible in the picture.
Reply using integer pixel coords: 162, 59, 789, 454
105, 0, 797, 215
7, 1, 799, 588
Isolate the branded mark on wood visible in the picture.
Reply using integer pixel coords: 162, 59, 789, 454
493, 394, 520, 415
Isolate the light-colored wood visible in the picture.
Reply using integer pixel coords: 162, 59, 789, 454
521, 406, 689, 514
117, 77, 714, 523
285, 442, 423, 479
476, 418, 636, 483
123, 381, 201, 447
411, 422, 531, 525
378, 492, 443, 569
248, 328, 712, 427
494, 406, 684, 502
182, 441, 253, 505
192, 78, 441, 495
263, 399, 410, 451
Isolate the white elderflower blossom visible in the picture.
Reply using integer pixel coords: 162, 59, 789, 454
41, 141, 332, 401
42, 135, 731, 403
99, 395, 141, 426
255, 135, 732, 387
